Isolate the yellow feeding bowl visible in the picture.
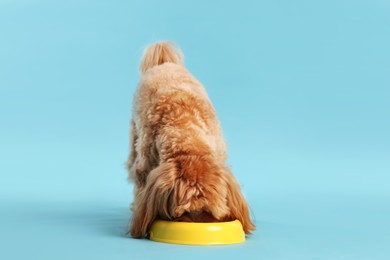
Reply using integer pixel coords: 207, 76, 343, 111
149, 219, 245, 245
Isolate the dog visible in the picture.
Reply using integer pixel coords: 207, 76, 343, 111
127, 41, 255, 238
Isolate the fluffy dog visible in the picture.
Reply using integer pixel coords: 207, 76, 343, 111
127, 41, 255, 238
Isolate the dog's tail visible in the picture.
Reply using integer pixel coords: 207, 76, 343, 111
140, 41, 184, 74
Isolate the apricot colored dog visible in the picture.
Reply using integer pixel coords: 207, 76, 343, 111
127, 42, 255, 238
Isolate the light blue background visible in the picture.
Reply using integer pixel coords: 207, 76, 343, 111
1, 0, 389, 259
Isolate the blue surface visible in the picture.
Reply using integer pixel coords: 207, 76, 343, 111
1, 0, 389, 259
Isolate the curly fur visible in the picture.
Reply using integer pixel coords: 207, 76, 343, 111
127, 41, 255, 238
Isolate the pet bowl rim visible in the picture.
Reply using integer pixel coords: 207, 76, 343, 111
149, 219, 245, 245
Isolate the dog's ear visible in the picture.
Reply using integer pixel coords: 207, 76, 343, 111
129, 162, 177, 238
223, 168, 256, 234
